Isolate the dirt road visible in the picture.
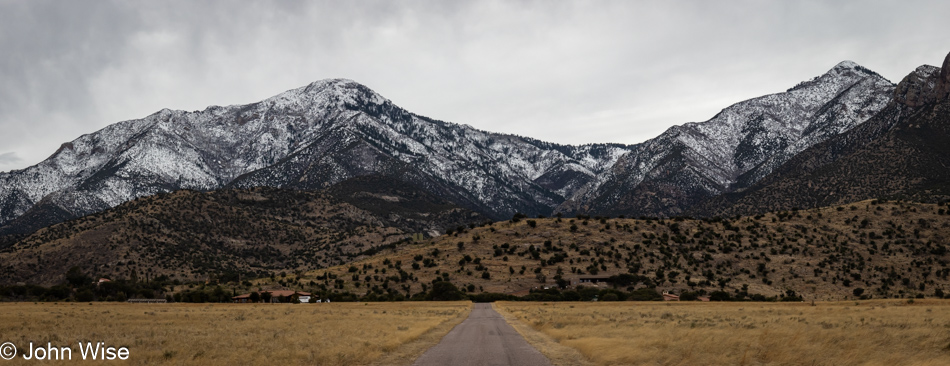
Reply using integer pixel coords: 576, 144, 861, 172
412, 303, 553, 366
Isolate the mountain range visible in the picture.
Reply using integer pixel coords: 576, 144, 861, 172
695, 58, 950, 216
2, 51, 949, 242
0, 80, 629, 238
560, 60, 896, 217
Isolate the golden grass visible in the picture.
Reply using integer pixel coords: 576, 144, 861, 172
496, 300, 950, 366
0, 301, 471, 365
493, 304, 594, 366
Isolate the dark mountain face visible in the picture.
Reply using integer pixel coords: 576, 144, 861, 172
0, 79, 630, 236
693, 52, 950, 216
0, 184, 486, 286
561, 61, 896, 217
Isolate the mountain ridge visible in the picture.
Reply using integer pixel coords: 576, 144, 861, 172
691, 52, 950, 217
4, 51, 950, 297
0, 79, 631, 236
0, 55, 942, 239
558, 60, 895, 217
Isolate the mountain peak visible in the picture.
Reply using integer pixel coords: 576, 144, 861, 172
303, 78, 361, 90
828, 60, 882, 79
263, 78, 389, 110
936, 50, 950, 101
833, 60, 862, 70
894, 64, 941, 108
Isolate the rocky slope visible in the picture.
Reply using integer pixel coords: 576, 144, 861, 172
0, 80, 630, 236
563, 61, 895, 217
0, 55, 934, 239
694, 51, 950, 216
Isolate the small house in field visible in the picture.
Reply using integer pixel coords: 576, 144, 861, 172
266, 290, 311, 303
662, 291, 680, 301
232, 293, 254, 303
232, 290, 312, 303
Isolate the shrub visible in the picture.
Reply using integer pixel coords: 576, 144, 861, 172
427, 282, 465, 301
628, 288, 661, 301
679, 292, 699, 301
75, 289, 95, 302
709, 291, 732, 301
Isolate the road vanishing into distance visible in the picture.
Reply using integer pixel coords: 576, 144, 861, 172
412, 303, 553, 366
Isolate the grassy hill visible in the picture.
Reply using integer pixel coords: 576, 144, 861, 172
3, 186, 949, 302
0, 186, 480, 286
269, 199, 950, 301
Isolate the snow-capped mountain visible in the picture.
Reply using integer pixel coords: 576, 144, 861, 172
0, 59, 905, 235
561, 61, 896, 217
0, 79, 631, 234
693, 51, 950, 216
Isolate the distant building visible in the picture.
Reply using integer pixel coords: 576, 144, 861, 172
662, 291, 680, 301
232, 290, 312, 303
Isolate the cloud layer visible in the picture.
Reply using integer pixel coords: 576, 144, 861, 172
2, 0, 949, 171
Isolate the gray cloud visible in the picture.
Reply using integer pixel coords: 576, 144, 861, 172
0, 152, 23, 166
2, 0, 950, 172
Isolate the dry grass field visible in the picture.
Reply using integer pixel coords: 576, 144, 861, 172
0, 301, 471, 365
496, 300, 950, 366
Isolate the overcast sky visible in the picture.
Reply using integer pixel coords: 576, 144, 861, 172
1, 0, 948, 172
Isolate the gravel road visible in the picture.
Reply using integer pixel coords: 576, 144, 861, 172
412, 303, 553, 366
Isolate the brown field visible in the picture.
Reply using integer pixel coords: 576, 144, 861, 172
0, 301, 471, 365
496, 299, 950, 366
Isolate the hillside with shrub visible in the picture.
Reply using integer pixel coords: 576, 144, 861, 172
271, 199, 950, 302
0, 185, 480, 286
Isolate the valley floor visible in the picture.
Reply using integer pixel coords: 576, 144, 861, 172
1, 300, 947, 365
0, 302, 470, 365
496, 299, 950, 366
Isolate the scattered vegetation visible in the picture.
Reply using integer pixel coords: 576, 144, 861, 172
4, 196, 950, 303
302, 199, 950, 301
0, 186, 476, 286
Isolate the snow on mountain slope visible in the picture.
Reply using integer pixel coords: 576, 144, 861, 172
227, 84, 631, 218
0, 79, 631, 232
562, 61, 896, 217
694, 52, 950, 217
0, 60, 901, 233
